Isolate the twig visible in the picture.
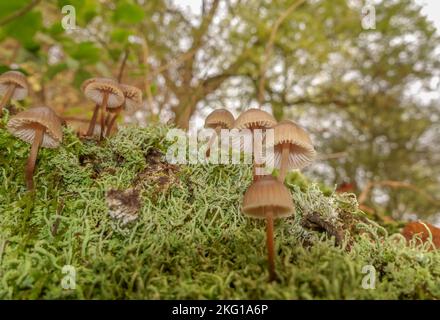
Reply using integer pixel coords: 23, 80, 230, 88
301, 212, 345, 246
141, 39, 156, 119
117, 48, 129, 83
0, 0, 41, 26
147, 49, 197, 80
257, 0, 306, 106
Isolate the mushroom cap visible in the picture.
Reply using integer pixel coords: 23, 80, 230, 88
80, 77, 108, 93
205, 109, 235, 129
120, 84, 142, 113
7, 106, 63, 148
84, 78, 125, 109
270, 120, 316, 170
242, 175, 294, 219
234, 108, 277, 130
0, 71, 29, 100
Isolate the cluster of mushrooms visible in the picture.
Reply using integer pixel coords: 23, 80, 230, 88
1, 68, 315, 282
204, 108, 316, 281
0, 70, 142, 191
80, 78, 142, 140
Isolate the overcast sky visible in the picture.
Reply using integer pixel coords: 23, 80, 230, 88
416, 0, 440, 31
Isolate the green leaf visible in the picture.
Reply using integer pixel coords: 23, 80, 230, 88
73, 69, 93, 89
67, 42, 101, 65
45, 63, 69, 80
113, 2, 145, 24
110, 28, 131, 43
2, 11, 43, 47
0, 0, 29, 20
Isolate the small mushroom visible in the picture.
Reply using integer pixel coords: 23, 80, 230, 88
81, 77, 102, 137
234, 108, 277, 180
204, 109, 234, 157
272, 120, 316, 182
234, 108, 277, 131
105, 84, 142, 137
0, 71, 29, 116
242, 175, 294, 281
83, 78, 124, 140
7, 106, 63, 191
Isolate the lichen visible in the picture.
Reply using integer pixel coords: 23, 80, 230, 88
0, 114, 439, 299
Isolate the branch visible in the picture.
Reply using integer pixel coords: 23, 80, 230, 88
141, 39, 155, 118
257, 0, 306, 106
0, 0, 41, 26
117, 48, 129, 83
200, 48, 252, 95
358, 180, 440, 206
182, 0, 220, 84
148, 48, 198, 80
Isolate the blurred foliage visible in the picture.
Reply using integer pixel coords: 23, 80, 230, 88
0, 0, 439, 221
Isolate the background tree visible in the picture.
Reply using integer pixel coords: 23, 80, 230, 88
0, 0, 439, 221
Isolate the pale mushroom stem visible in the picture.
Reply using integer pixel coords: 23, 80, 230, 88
99, 93, 109, 141
206, 126, 221, 157
278, 143, 290, 182
105, 111, 120, 137
0, 84, 15, 116
86, 104, 100, 136
266, 207, 277, 282
253, 128, 263, 181
26, 125, 44, 191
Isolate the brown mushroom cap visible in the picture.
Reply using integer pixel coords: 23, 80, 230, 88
242, 175, 294, 219
0, 71, 29, 100
234, 108, 277, 130
205, 109, 235, 129
270, 120, 316, 170
120, 84, 142, 114
84, 78, 125, 109
7, 106, 63, 148
80, 77, 108, 93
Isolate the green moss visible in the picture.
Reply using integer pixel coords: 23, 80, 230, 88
0, 114, 439, 299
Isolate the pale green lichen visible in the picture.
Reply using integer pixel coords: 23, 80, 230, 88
0, 111, 439, 299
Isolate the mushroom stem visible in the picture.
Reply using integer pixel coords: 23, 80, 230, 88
253, 129, 264, 181
278, 143, 290, 182
0, 84, 15, 116
25, 125, 44, 191
266, 207, 277, 282
99, 93, 109, 141
206, 126, 221, 157
86, 104, 100, 136
105, 111, 120, 137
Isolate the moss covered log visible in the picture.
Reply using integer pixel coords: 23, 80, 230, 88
0, 110, 439, 299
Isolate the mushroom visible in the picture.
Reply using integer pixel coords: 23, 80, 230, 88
204, 109, 234, 157
242, 175, 294, 281
234, 108, 277, 180
271, 120, 316, 182
81, 77, 102, 137
7, 106, 63, 191
0, 71, 29, 116
105, 84, 142, 137
83, 78, 124, 140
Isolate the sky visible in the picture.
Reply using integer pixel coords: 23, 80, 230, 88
416, 0, 440, 31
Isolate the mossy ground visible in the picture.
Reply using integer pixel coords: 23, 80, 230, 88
0, 110, 439, 299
